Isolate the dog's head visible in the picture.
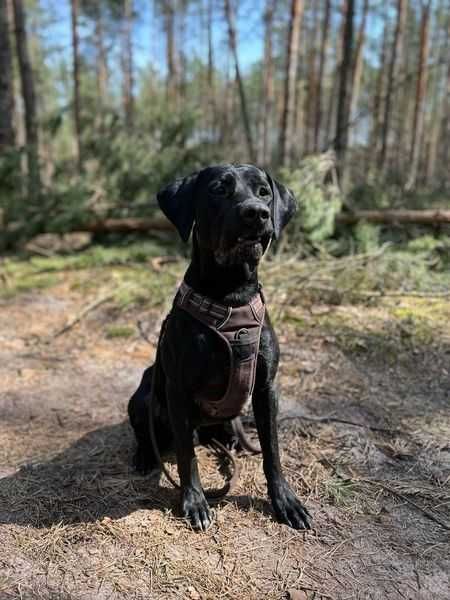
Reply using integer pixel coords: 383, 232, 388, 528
157, 164, 297, 267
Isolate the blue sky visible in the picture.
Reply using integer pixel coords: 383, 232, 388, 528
36, 0, 265, 80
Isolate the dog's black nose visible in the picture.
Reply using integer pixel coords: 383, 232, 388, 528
240, 203, 270, 226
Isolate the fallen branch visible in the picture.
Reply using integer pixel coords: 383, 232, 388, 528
347, 289, 450, 299
316, 452, 450, 532
278, 410, 403, 436
336, 209, 450, 226
361, 478, 450, 532
50, 293, 114, 339
82, 216, 174, 234
303, 285, 450, 300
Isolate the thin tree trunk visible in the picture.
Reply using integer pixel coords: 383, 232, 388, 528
293, 13, 307, 159
378, 0, 407, 173
442, 34, 450, 185
325, 12, 345, 148
70, 0, 82, 172
406, 1, 431, 190
314, 0, 331, 152
206, 0, 216, 134
12, 0, 40, 198
368, 13, 389, 171
305, 1, 320, 155
224, 0, 256, 162
0, 0, 15, 150
258, 0, 276, 165
425, 7, 448, 184
347, 0, 369, 148
121, 0, 134, 131
279, 0, 304, 166
220, 51, 233, 148
334, 0, 354, 178
94, 3, 108, 109
164, 0, 178, 106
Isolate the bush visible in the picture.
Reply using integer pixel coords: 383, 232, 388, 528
281, 153, 342, 250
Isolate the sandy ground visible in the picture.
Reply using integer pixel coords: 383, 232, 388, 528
0, 269, 449, 599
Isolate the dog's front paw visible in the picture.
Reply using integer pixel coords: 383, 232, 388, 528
270, 480, 312, 530
181, 487, 213, 531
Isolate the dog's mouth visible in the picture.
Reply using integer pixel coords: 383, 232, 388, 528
236, 235, 264, 248
215, 232, 271, 266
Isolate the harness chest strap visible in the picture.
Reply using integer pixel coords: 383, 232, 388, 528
175, 281, 265, 419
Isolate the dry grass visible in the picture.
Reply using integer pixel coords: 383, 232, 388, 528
1, 249, 450, 599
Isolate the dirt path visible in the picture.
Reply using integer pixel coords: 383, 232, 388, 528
1, 270, 449, 599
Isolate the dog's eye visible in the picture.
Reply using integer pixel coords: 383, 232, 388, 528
258, 186, 271, 197
209, 181, 228, 196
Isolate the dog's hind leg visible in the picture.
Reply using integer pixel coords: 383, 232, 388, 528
128, 365, 172, 474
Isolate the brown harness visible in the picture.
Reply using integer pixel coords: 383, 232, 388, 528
175, 281, 265, 419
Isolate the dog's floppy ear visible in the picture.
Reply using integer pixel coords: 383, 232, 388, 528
157, 173, 198, 242
265, 172, 297, 239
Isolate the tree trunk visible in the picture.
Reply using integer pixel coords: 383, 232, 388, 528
164, 0, 179, 106
258, 0, 276, 165
442, 33, 450, 186
347, 0, 369, 148
314, 0, 331, 152
224, 0, 256, 162
425, 5, 447, 184
279, 0, 304, 167
305, 1, 320, 155
369, 14, 389, 171
121, 0, 134, 131
378, 0, 407, 173
12, 0, 40, 198
206, 0, 216, 134
406, 1, 431, 190
325, 11, 345, 148
70, 0, 82, 172
0, 0, 15, 150
334, 0, 354, 177
94, 3, 108, 110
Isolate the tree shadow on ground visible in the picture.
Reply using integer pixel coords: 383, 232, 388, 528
0, 421, 274, 528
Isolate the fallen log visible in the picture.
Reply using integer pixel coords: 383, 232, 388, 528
6, 210, 450, 245
80, 209, 450, 234
336, 209, 450, 226
83, 216, 175, 233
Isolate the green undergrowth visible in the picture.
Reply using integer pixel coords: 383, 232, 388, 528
0, 241, 185, 306
2, 244, 449, 358
105, 324, 136, 339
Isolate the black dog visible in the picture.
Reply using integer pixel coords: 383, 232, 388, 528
128, 164, 311, 531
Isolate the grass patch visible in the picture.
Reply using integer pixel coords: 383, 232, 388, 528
323, 477, 360, 508
0, 241, 185, 305
0, 273, 59, 299
105, 325, 135, 339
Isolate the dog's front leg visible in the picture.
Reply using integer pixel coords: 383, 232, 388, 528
166, 380, 212, 531
252, 383, 311, 530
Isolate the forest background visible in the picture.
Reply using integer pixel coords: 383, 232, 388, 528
0, 0, 449, 257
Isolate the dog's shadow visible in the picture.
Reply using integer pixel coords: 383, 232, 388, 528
0, 422, 272, 528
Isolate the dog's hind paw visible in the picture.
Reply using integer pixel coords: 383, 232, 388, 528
270, 482, 312, 530
182, 487, 213, 531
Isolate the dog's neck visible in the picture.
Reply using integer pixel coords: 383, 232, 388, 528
184, 236, 259, 306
